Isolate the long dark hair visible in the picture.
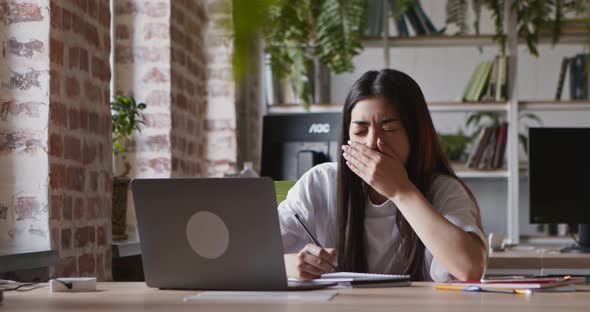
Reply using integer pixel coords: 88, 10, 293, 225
336, 69, 481, 280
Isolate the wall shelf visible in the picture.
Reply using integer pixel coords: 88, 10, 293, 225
267, 104, 342, 114
362, 33, 589, 49
519, 100, 590, 111
428, 101, 509, 112
452, 162, 509, 179
362, 35, 497, 48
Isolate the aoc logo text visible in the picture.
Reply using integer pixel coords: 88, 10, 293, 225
308, 123, 330, 134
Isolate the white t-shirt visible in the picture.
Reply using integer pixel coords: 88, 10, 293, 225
277, 162, 488, 282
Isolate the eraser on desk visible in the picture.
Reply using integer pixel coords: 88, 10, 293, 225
50, 277, 97, 292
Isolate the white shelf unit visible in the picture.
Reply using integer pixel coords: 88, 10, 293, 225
357, 0, 590, 244
263, 0, 590, 244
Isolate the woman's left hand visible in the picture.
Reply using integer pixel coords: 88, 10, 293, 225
342, 138, 412, 200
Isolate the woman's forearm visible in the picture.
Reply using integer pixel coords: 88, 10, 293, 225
390, 184, 486, 281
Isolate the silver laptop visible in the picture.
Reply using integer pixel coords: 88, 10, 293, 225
132, 177, 335, 291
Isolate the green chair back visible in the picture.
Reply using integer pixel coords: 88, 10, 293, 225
274, 181, 296, 205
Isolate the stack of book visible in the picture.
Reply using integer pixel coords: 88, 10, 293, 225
465, 123, 508, 170
462, 55, 509, 102
554, 53, 589, 100
436, 276, 585, 294
365, 0, 443, 37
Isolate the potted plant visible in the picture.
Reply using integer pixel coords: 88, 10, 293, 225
111, 95, 147, 241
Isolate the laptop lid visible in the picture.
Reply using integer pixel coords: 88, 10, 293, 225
132, 177, 288, 290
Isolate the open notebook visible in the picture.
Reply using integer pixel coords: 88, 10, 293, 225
289, 272, 411, 288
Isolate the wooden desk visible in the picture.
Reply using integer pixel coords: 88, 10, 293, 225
488, 246, 590, 275
4, 282, 590, 311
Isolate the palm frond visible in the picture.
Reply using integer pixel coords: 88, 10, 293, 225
446, 0, 469, 34
315, 0, 367, 73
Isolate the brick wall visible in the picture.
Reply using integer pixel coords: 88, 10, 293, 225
205, 0, 237, 176
114, 0, 172, 179
170, 0, 206, 177
48, 0, 112, 280
0, 1, 50, 249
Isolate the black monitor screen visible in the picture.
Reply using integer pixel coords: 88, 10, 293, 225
529, 128, 590, 223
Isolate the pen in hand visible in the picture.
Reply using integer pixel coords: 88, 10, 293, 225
294, 213, 323, 248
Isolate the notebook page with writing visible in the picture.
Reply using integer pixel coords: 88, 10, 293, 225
322, 272, 410, 280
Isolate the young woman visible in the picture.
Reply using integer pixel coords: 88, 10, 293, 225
278, 69, 487, 282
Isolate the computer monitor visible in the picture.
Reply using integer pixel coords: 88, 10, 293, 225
261, 113, 342, 180
529, 127, 590, 253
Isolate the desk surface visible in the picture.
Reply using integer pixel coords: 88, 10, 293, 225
4, 282, 590, 311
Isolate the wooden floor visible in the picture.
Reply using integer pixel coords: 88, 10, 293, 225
4, 282, 590, 311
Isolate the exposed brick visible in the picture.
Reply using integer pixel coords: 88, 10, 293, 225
0, 205, 7, 220
0, 101, 44, 121
62, 8, 72, 31
145, 90, 171, 107
61, 228, 72, 249
4, 69, 42, 90
84, 22, 100, 48
66, 76, 80, 97
82, 142, 97, 164
6, 37, 44, 58
116, 24, 129, 40
127, 134, 170, 152
143, 67, 168, 83
78, 253, 95, 275
53, 256, 77, 278
75, 226, 95, 248
50, 163, 66, 189
66, 166, 85, 192
69, 47, 79, 69
79, 48, 89, 72
144, 22, 169, 40
99, 3, 110, 28
63, 195, 73, 220
86, 0, 98, 19
0, 2, 43, 25
50, 101, 67, 127
84, 80, 99, 101
50, 70, 61, 96
79, 109, 88, 131
15, 196, 41, 221
96, 252, 104, 280
74, 197, 84, 220
88, 112, 99, 133
50, 1, 62, 30
50, 39, 64, 65
89, 171, 99, 190
64, 135, 81, 161
50, 195, 62, 221
0, 131, 46, 153
115, 1, 169, 18
97, 225, 106, 246
49, 133, 63, 157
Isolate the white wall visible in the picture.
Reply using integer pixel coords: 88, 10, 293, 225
331, 1, 590, 235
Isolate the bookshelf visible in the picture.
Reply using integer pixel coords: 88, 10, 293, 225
263, 0, 590, 244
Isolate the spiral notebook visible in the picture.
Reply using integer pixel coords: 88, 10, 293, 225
289, 272, 411, 288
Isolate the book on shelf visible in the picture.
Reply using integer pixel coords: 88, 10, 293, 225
465, 124, 508, 170
462, 55, 508, 102
389, 0, 409, 37
496, 55, 508, 101
492, 123, 508, 169
365, 0, 383, 36
403, 1, 426, 35
564, 53, 590, 100
555, 57, 570, 100
388, 0, 441, 37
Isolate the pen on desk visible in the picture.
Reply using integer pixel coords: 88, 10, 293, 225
294, 213, 323, 248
